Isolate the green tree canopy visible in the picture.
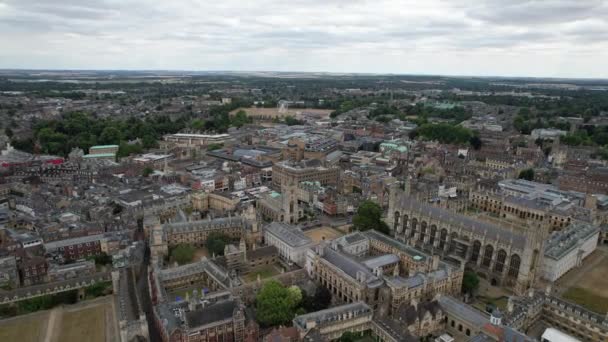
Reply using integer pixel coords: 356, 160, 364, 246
255, 280, 302, 327
205, 232, 231, 256
462, 271, 480, 295
416, 123, 473, 145
352, 200, 389, 234
231, 110, 252, 128
338, 331, 359, 342
518, 168, 535, 181
301, 286, 332, 312
170, 244, 196, 265
190, 119, 206, 130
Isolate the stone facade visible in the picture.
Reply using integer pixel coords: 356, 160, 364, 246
387, 186, 542, 295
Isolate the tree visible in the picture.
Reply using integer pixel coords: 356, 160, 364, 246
191, 119, 206, 130
302, 286, 332, 312
338, 331, 359, 342
4, 127, 13, 138
469, 135, 482, 150
170, 244, 195, 265
518, 168, 535, 181
99, 126, 122, 145
462, 271, 480, 295
205, 232, 231, 256
352, 200, 389, 234
255, 280, 302, 327
142, 167, 154, 177
207, 143, 224, 151
231, 110, 251, 128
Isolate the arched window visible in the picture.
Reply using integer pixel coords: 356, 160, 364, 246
508, 254, 521, 278
482, 245, 494, 267
471, 241, 482, 262
494, 249, 507, 273
466, 328, 471, 336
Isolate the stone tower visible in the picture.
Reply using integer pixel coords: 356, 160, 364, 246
281, 177, 300, 224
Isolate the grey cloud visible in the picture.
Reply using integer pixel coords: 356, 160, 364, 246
467, 0, 607, 25
0, 0, 607, 77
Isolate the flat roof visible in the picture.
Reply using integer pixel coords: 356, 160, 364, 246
90, 145, 119, 149
84, 153, 116, 158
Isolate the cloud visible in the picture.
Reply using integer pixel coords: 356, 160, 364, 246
0, 0, 607, 77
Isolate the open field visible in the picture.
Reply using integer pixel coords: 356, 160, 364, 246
0, 311, 48, 342
243, 264, 281, 283
304, 226, 344, 243
58, 305, 106, 342
563, 287, 608, 314
556, 246, 608, 313
0, 296, 118, 342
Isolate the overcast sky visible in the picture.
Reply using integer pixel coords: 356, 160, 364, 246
1, 0, 608, 78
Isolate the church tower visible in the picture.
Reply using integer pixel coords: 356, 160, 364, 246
282, 177, 300, 224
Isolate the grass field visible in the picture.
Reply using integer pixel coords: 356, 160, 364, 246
243, 265, 281, 283
473, 296, 508, 313
573, 257, 608, 297
563, 287, 608, 314
557, 248, 608, 313
0, 313, 47, 342
57, 305, 106, 342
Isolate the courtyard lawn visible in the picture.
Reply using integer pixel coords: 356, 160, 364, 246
243, 265, 280, 283
473, 296, 508, 313
563, 287, 608, 314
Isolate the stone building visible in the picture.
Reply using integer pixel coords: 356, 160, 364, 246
469, 191, 573, 232
149, 258, 234, 305
221, 240, 278, 276
272, 160, 340, 188
504, 288, 608, 342
305, 231, 463, 315
263, 222, 314, 267
392, 299, 445, 338
257, 181, 302, 224
387, 186, 542, 295
150, 213, 259, 260
293, 302, 373, 340
154, 297, 249, 342
541, 222, 599, 282
438, 295, 533, 341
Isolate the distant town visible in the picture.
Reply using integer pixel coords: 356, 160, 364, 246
1, 70, 608, 342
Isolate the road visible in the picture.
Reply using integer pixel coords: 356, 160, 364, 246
136, 243, 161, 342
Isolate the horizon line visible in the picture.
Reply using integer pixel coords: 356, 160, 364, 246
1, 68, 608, 81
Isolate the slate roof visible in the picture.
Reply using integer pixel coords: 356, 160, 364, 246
185, 299, 236, 328
321, 246, 383, 288
438, 296, 489, 327
265, 222, 313, 248
397, 196, 526, 249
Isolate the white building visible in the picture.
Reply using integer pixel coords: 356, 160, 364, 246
263, 222, 314, 266
542, 222, 599, 282
531, 128, 567, 140
163, 133, 230, 148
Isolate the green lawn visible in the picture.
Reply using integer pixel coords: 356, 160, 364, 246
243, 265, 280, 283
563, 287, 608, 314
473, 296, 508, 313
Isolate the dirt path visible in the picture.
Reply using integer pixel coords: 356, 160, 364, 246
43, 307, 62, 342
